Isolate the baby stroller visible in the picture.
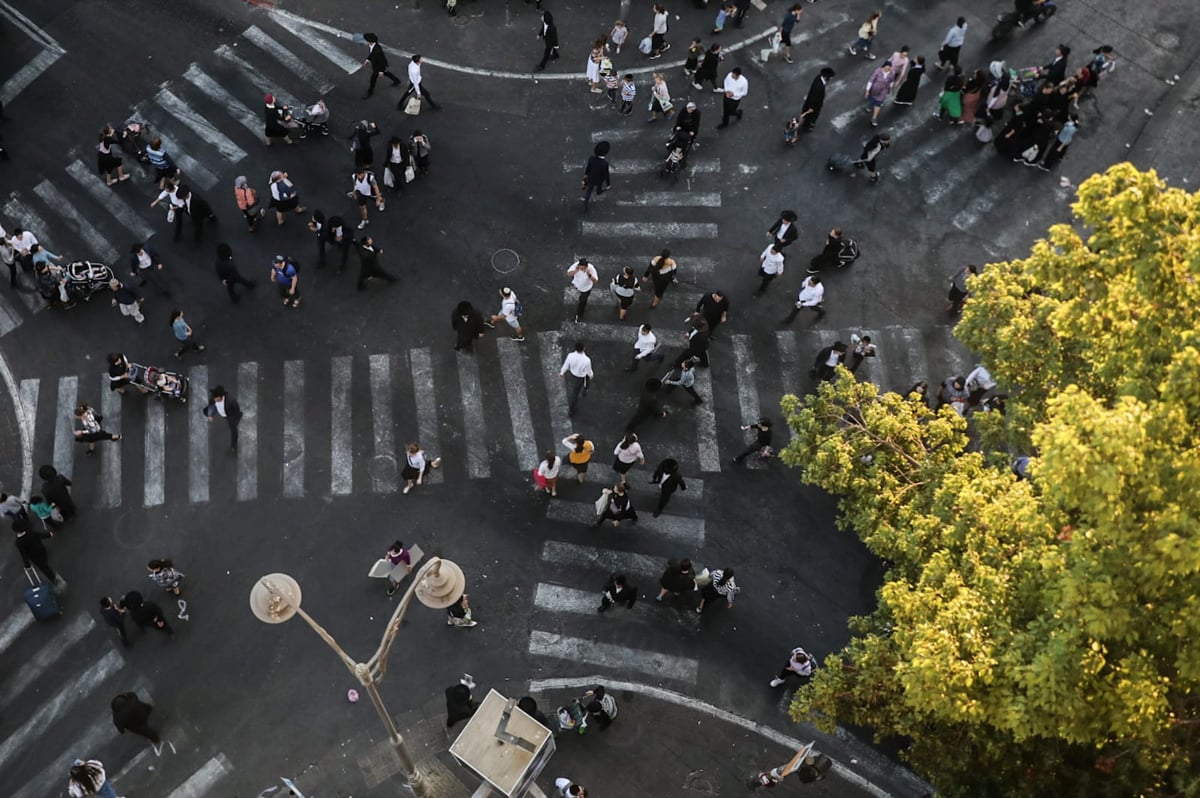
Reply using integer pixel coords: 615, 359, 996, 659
66, 261, 114, 301
1010, 66, 1043, 99
129, 363, 189, 403
295, 99, 330, 138
119, 121, 152, 164
659, 130, 693, 178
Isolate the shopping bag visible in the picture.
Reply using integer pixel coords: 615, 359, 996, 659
404, 96, 422, 116
367, 544, 424, 579
594, 489, 612, 516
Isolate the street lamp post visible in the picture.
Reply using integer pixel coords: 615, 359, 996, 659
250, 558, 467, 797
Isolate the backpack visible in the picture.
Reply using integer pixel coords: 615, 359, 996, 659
513, 299, 524, 317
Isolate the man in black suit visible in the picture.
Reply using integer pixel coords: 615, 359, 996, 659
768, 210, 799, 249
582, 141, 611, 211
214, 243, 256, 304
649, 458, 687, 517
176, 186, 216, 245
535, 11, 559, 71
800, 67, 835, 131
356, 236, 397, 291
681, 314, 711, 367
1042, 44, 1070, 84
203, 385, 242, 452
362, 33, 401, 98
100, 596, 131, 647
695, 291, 729, 338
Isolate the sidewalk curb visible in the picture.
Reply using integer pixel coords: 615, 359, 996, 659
528, 676, 934, 798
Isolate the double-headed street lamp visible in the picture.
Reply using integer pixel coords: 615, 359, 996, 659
249, 557, 467, 797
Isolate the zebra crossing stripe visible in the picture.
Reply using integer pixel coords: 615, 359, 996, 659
0, 609, 32, 656
533, 582, 700, 632
890, 129, 966, 181
182, 63, 263, 138
732, 334, 765, 469
2, 196, 52, 315
0, 290, 24, 336
497, 338, 540, 472
236, 362, 258, 501
578, 462, 705, 500
268, 10, 363, 74
775, 331, 802, 391
582, 254, 719, 281
579, 221, 719, 239
693, 365, 721, 472
155, 88, 248, 163
0, 648, 125, 773
456, 351, 490, 479
527, 629, 699, 683
144, 394, 166, 507
589, 128, 645, 144
127, 105, 220, 192
242, 25, 335, 94
615, 192, 722, 208
896, 327, 930, 391
52, 376, 76, 478
0, 49, 62, 107
545, 501, 705, 546
409, 348, 443, 485
31, 180, 118, 263
189, 365, 209, 503
214, 44, 299, 110
537, 331, 573, 443
282, 360, 304, 498
541, 540, 663, 579
369, 354, 397, 493
17, 379, 37, 495
0, 614, 93, 711
330, 356, 352, 495
562, 158, 720, 174
98, 377, 122, 508
163, 753, 233, 798
64, 159, 156, 240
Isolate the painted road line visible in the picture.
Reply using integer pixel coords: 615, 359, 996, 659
155, 88, 248, 162
891, 126, 967, 181
562, 292, 702, 318
18, 380, 38, 478
693, 359, 721, 472
580, 464, 704, 500
65, 159, 155, 240
732, 334, 766, 470
497, 338, 539, 472
456, 351, 490, 480
541, 540, 663, 578
578, 221, 719, 239
282, 360, 304, 498
144, 394, 165, 507
214, 44, 299, 110
921, 150, 992, 205
10, 706, 125, 798
0, 649, 125, 773
188, 365, 208, 503
2, 196, 54, 314
0, 610, 32, 656
589, 128, 646, 144
0, 614, 94, 711
895, 326, 929, 391
52, 376, 76, 478
616, 192, 722, 208
330, 356, 352, 495
126, 105, 220, 192
583, 253, 719, 280
545, 501, 705, 546
269, 10, 362, 74
952, 184, 1003, 234
537, 331, 573, 443
236, 361, 257, 501
563, 158, 720, 175
851, 329, 883, 384
164, 754, 233, 798
0, 289, 24, 335
99, 377, 122, 508
0, 0, 65, 52
831, 95, 932, 135
182, 63, 262, 137
0, 49, 62, 107
369, 354, 396, 493
533, 583, 698, 632
32, 180, 118, 263
528, 629, 699, 683
408, 348, 442, 485
242, 25, 335, 94
775, 330, 803, 391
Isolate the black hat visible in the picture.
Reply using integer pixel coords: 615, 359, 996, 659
363, 32, 379, 43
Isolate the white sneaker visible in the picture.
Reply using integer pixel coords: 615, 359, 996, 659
769, 677, 785, 687
357, 219, 369, 229
378, 201, 386, 211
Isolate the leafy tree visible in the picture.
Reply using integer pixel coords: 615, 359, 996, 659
782, 165, 1200, 797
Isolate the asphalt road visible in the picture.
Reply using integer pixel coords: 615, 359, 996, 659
0, 0, 1196, 795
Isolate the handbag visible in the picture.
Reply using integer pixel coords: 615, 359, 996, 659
367, 544, 424, 578
693, 568, 711, 588
975, 125, 994, 143
404, 165, 416, 183
166, 208, 176, 223
594, 489, 612, 516
383, 167, 395, 189
1020, 145, 1039, 162
404, 95, 422, 116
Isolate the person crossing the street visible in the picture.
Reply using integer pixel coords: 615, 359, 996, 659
362, 32, 402, 98
560, 341, 594, 417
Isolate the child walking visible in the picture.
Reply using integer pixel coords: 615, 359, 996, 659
610, 20, 628, 53
170, 309, 205, 358
603, 62, 620, 107
619, 74, 636, 116
684, 37, 703, 77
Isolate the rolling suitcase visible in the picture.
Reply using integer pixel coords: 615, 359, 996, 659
24, 567, 61, 621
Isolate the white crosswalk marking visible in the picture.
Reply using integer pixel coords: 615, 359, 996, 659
579, 463, 705, 498
732, 334, 765, 469
890, 128, 966, 181
776, 330, 803, 390
583, 253, 718, 281
894, 326, 930, 390
0, 614, 93, 709
534, 583, 608, 616
330, 355, 353, 495
0, 48, 62, 107
237, 361, 258, 500
579, 221, 719, 239
497, 339, 539, 471
541, 539, 663, 578
155, 87, 249, 163
545, 501, 705, 545
18, 379, 38, 473
589, 128, 646, 143
282, 360, 304, 498
182, 63, 263, 138
408, 348, 443, 486
693, 363, 721, 472
214, 44, 299, 110
127, 105, 220, 192
99, 377, 122, 508
32, 180, 118, 262
456, 351, 490, 480
164, 754, 233, 798
563, 158, 721, 175
528, 629, 699, 683
922, 152, 993, 205
188, 365, 209, 503
242, 25, 335, 94
144, 394, 165, 507
0, 291, 24, 336
0, 648, 124, 772
538, 331, 573, 442
0, 610, 33, 656
851, 329, 883, 383
615, 192, 722, 207
64, 159, 155, 240
268, 11, 362, 74
52, 376, 76, 477
369, 353, 396, 493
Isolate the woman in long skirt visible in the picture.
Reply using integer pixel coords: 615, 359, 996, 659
893, 55, 925, 106
641, 249, 678, 308
936, 66, 964, 124
959, 68, 986, 126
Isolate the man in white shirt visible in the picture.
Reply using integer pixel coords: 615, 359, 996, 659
624, 323, 662, 372
756, 243, 785, 295
559, 341, 594, 416
717, 67, 748, 128
965, 364, 997, 407
554, 777, 587, 797
8, 226, 38, 283
936, 17, 968, 70
397, 55, 441, 111
567, 257, 599, 322
783, 275, 825, 324
486, 286, 524, 342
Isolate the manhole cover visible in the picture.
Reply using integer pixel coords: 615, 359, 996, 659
368, 454, 397, 482
1154, 31, 1180, 49
491, 248, 521, 274
112, 509, 154, 550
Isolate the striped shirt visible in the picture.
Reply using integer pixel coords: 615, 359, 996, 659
708, 569, 739, 604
